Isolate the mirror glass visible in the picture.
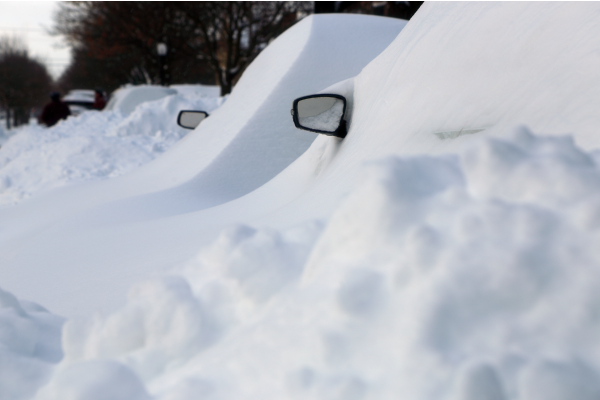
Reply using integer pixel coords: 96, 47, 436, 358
178, 111, 208, 129
297, 96, 344, 132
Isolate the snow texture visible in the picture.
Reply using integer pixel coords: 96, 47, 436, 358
29, 127, 600, 400
2, 4, 600, 400
0, 122, 11, 146
170, 84, 222, 98
104, 86, 177, 117
0, 93, 223, 206
0, 287, 64, 400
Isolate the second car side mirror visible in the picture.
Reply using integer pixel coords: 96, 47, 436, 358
291, 94, 347, 138
177, 110, 209, 129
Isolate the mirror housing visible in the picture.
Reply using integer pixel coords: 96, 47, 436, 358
291, 94, 347, 138
177, 110, 209, 129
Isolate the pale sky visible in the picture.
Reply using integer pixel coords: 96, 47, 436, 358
0, 1, 71, 79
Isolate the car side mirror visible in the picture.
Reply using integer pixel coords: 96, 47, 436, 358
291, 94, 347, 138
177, 110, 209, 129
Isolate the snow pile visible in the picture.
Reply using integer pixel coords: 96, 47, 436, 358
5, 4, 600, 399
32, 127, 600, 400
108, 93, 222, 139
171, 84, 221, 98
0, 93, 223, 206
0, 287, 64, 400
0, 123, 8, 146
105, 86, 177, 117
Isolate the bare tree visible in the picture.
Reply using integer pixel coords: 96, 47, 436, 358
54, 2, 215, 91
179, 2, 312, 95
0, 36, 53, 129
314, 1, 423, 19
54, 2, 311, 96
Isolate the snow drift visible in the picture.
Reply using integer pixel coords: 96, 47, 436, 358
27, 127, 600, 400
0, 13, 407, 316
3, 3, 600, 400
0, 287, 63, 400
0, 94, 223, 206
104, 86, 177, 117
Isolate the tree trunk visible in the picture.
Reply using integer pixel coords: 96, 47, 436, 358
314, 2, 336, 13
14, 107, 28, 127
220, 80, 232, 96
217, 69, 233, 96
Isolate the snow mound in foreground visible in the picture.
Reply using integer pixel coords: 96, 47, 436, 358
0, 287, 64, 400
31, 128, 600, 400
0, 123, 9, 146
0, 94, 223, 206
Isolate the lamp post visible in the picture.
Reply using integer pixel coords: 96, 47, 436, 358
156, 42, 168, 86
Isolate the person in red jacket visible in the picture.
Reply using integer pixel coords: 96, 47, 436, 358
38, 92, 71, 127
92, 88, 107, 110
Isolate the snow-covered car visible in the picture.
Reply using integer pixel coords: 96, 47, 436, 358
0, 12, 412, 400
0, 12, 406, 316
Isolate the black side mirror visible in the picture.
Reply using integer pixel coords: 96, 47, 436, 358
291, 94, 347, 138
177, 110, 209, 129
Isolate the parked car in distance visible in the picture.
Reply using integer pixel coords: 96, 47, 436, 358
63, 90, 96, 116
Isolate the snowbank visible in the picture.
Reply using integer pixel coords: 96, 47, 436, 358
0, 123, 7, 146
171, 84, 221, 98
103, 85, 220, 118
0, 94, 223, 206
0, 287, 64, 400
34, 127, 600, 400
5, 3, 600, 399
105, 86, 178, 117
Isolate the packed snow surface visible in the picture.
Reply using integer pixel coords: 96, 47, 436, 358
0, 287, 63, 400
1, 4, 600, 400
0, 122, 10, 146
